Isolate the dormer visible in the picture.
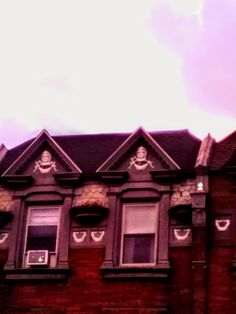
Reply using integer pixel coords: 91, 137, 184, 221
97, 127, 180, 183
2, 130, 82, 187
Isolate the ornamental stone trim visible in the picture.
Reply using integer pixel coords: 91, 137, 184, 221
91, 230, 105, 242
72, 231, 87, 243
215, 219, 231, 231
73, 184, 108, 209
170, 179, 196, 206
174, 228, 191, 241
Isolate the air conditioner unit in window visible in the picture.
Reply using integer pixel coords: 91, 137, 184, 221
26, 250, 49, 266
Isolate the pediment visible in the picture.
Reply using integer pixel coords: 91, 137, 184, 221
2, 130, 82, 179
97, 127, 180, 175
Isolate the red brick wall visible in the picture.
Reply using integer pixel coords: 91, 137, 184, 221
0, 250, 8, 311
207, 247, 235, 314
207, 174, 236, 314
169, 247, 192, 313
0, 247, 195, 313
0, 249, 7, 266
2, 249, 172, 313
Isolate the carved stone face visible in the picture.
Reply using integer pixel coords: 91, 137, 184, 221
41, 150, 51, 164
136, 146, 147, 161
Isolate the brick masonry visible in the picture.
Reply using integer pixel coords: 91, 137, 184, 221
1, 249, 171, 313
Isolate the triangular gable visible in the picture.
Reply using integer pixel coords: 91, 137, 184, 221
96, 127, 180, 172
2, 130, 82, 176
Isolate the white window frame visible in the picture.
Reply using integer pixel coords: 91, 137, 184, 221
120, 203, 159, 267
23, 206, 61, 268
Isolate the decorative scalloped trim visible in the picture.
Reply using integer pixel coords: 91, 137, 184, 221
0, 233, 8, 244
72, 231, 87, 243
174, 228, 191, 240
215, 219, 230, 231
91, 231, 105, 242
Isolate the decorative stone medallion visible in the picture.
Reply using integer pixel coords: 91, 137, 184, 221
128, 146, 154, 170
33, 150, 57, 174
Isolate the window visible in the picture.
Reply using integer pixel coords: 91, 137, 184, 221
101, 186, 170, 279
3, 191, 70, 281
120, 203, 158, 266
23, 207, 60, 268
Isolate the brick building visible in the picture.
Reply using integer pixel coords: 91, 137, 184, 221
0, 127, 235, 313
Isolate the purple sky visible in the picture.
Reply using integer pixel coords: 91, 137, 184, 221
0, 0, 236, 149
151, 0, 236, 116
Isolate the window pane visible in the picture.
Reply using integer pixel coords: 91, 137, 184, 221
26, 226, 57, 251
29, 208, 59, 225
26, 237, 56, 251
124, 204, 157, 234
28, 225, 57, 237
122, 234, 155, 264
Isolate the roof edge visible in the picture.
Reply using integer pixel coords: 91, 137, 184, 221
195, 133, 215, 169
0, 144, 8, 163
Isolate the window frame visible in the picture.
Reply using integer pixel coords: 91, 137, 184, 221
120, 202, 158, 267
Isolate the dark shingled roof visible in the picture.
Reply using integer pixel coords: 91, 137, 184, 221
0, 139, 33, 175
54, 133, 129, 176
210, 130, 236, 169
0, 129, 201, 176
150, 130, 201, 171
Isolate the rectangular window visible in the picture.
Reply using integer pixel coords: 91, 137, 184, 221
120, 203, 158, 266
24, 207, 60, 267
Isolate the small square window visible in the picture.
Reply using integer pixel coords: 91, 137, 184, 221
120, 203, 158, 266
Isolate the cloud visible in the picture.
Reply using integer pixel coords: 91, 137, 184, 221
150, 0, 236, 117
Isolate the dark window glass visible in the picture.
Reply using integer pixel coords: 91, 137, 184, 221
122, 234, 155, 264
26, 225, 57, 252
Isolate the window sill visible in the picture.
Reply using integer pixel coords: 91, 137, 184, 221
101, 263, 171, 279
3, 267, 71, 281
